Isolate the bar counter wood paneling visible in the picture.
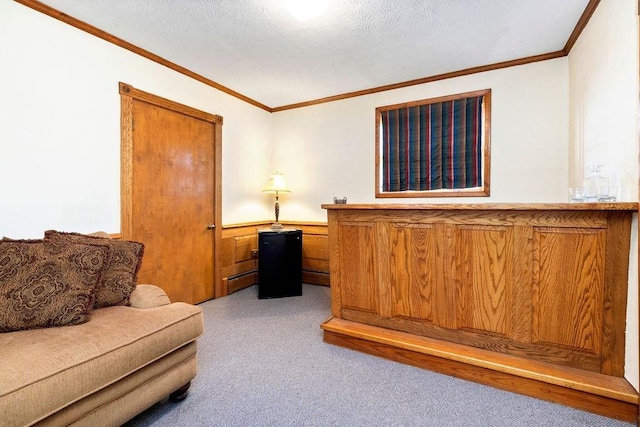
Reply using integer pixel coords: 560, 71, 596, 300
321, 203, 638, 422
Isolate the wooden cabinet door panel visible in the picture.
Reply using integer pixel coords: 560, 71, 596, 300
532, 227, 605, 356
388, 223, 437, 323
339, 222, 378, 313
453, 225, 512, 338
338, 222, 378, 313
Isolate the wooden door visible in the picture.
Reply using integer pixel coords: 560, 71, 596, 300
119, 83, 223, 304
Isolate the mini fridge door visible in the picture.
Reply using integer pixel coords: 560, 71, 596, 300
258, 229, 302, 298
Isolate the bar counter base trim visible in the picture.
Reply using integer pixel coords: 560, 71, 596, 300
321, 317, 639, 423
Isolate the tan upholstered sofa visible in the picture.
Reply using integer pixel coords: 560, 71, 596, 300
0, 233, 204, 426
0, 284, 203, 427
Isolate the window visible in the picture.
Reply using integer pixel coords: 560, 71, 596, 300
375, 89, 491, 198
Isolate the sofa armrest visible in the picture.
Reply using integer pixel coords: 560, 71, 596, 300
129, 284, 171, 308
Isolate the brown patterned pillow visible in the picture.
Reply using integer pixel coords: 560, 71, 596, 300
44, 231, 145, 308
0, 239, 109, 332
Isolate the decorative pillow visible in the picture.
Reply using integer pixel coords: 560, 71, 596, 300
44, 231, 145, 308
0, 239, 109, 332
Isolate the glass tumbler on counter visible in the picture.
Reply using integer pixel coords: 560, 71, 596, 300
583, 164, 609, 202
569, 187, 585, 202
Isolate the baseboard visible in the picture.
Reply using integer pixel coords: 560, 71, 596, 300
227, 272, 257, 293
321, 317, 639, 423
302, 270, 330, 286
225, 270, 328, 293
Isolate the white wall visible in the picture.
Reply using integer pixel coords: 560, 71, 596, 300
568, 0, 639, 390
2, 0, 638, 391
0, 1, 273, 238
568, 0, 639, 200
273, 59, 569, 222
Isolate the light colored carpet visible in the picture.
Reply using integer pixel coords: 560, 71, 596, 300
124, 284, 634, 427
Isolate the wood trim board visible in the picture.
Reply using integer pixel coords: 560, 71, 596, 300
323, 318, 638, 422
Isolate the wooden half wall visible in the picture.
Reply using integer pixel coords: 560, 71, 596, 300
321, 202, 638, 422
221, 221, 329, 295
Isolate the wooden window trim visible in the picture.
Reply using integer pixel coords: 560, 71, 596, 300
375, 89, 491, 198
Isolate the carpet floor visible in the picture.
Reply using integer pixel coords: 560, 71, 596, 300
123, 284, 634, 427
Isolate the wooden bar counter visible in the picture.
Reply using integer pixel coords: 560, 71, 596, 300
321, 203, 638, 421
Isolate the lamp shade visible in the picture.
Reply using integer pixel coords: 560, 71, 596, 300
262, 172, 291, 193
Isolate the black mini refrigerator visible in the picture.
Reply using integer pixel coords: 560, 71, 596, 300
258, 229, 302, 299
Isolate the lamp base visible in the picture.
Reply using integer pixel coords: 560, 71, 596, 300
270, 222, 284, 230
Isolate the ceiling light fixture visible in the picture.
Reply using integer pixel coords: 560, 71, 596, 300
286, 0, 328, 21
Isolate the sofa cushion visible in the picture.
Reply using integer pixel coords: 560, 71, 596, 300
0, 302, 203, 426
129, 284, 171, 308
45, 231, 145, 308
0, 239, 109, 332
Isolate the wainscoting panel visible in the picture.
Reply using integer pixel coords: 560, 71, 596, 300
222, 221, 329, 295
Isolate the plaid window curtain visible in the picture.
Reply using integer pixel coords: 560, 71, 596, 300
381, 96, 483, 192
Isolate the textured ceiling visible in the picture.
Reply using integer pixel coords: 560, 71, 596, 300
36, 0, 591, 108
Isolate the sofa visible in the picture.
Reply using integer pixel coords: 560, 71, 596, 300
0, 232, 204, 426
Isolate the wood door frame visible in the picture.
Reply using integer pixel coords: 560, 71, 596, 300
637, 4, 640, 424
119, 82, 224, 298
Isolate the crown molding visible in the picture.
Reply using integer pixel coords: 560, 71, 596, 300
563, 0, 601, 54
272, 51, 564, 112
15, 0, 600, 113
13, 0, 273, 112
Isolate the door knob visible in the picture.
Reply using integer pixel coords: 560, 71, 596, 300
206, 224, 216, 230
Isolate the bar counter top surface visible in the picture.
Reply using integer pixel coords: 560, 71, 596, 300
322, 202, 638, 211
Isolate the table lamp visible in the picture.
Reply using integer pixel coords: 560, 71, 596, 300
263, 171, 290, 230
